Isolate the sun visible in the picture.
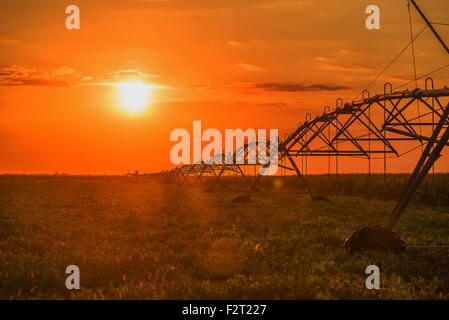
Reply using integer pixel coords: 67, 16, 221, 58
117, 81, 153, 113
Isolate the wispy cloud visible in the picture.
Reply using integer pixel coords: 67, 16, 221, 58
378, 74, 414, 83
313, 57, 330, 62
0, 66, 82, 86
320, 64, 373, 72
313, 49, 373, 73
0, 39, 20, 45
188, 80, 349, 94
137, 0, 304, 11
257, 102, 287, 107
0, 65, 161, 87
255, 82, 349, 92
94, 69, 161, 85
237, 63, 263, 72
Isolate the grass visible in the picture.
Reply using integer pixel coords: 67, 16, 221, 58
1, 174, 449, 299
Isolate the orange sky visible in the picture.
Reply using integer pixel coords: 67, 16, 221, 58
0, 0, 448, 174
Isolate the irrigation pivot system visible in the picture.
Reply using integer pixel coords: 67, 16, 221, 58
160, 140, 272, 191
267, 83, 449, 251
161, 0, 449, 252
345, 0, 449, 252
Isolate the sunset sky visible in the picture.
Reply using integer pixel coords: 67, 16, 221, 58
0, 0, 448, 174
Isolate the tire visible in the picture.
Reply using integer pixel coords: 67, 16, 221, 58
344, 225, 406, 253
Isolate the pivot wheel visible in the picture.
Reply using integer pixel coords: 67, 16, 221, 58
344, 225, 406, 253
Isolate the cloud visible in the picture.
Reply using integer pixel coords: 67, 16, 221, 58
0, 66, 78, 86
137, 0, 303, 11
313, 57, 330, 62
257, 102, 288, 107
377, 74, 414, 83
255, 101, 315, 112
0, 66, 161, 87
237, 63, 263, 72
188, 80, 349, 94
320, 64, 373, 72
0, 39, 20, 45
94, 69, 160, 85
313, 50, 373, 73
254, 82, 349, 92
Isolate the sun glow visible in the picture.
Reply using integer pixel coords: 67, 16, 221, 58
117, 81, 153, 113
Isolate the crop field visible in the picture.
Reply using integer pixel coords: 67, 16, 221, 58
1, 175, 449, 300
